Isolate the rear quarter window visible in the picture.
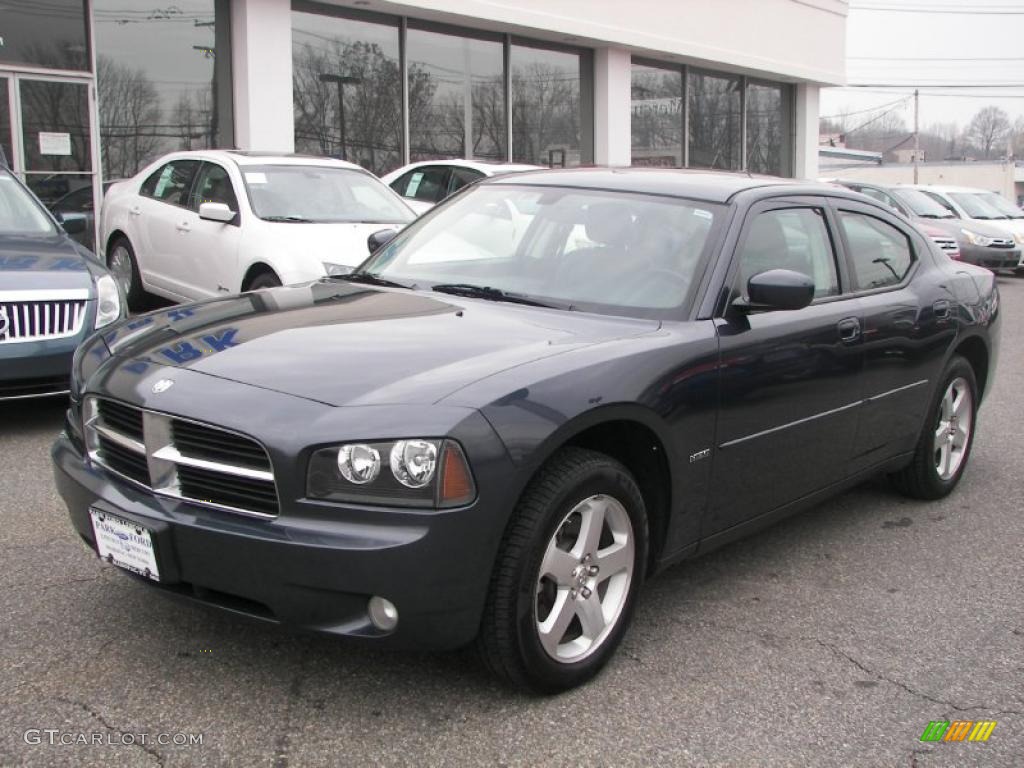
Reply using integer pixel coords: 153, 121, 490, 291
838, 211, 915, 290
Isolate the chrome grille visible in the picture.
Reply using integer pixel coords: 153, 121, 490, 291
930, 236, 957, 251
83, 397, 279, 518
989, 237, 1015, 249
0, 290, 88, 344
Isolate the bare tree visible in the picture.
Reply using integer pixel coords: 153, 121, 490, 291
96, 56, 162, 178
1012, 115, 1024, 159
966, 106, 1011, 160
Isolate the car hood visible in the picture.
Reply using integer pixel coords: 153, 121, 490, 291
0, 234, 98, 291
257, 221, 408, 268
100, 280, 660, 406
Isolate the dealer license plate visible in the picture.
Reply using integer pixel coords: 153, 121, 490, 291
89, 508, 160, 582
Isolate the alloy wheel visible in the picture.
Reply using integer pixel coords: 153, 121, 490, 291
535, 494, 635, 663
934, 376, 973, 481
109, 245, 133, 296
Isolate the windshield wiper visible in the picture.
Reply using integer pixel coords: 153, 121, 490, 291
431, 283, 567, 309
336, 272, 412, 289
261, 215, 313, 223
919, 213, 953, 219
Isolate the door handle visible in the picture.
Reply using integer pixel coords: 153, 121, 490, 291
129, 206, 141, 216
837, 317, 861, 343
176, 222, 191, 233
933, 299, 951, 319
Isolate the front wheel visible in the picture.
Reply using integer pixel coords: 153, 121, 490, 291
890, 356, 978, 499
245, 271, 282, 290
478, 447, 648, 693
107, 237, 144, 311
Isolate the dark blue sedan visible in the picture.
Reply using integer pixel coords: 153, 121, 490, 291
0, 169, 122, 400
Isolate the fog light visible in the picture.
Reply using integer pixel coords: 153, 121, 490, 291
368, 596, 398, 631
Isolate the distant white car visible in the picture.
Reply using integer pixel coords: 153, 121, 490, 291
380, 160, 543, 214
908, 184, 1024, 270
100, 151, 416, 308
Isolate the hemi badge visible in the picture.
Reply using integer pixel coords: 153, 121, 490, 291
689, 448, 710, 463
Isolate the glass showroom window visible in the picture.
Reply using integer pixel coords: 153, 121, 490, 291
746, 81, 793, 176
688, 69, 742, 171
406, 26, 505, 163
93, 0, 233, 179
0, 0, 89, 71
292, 5, 402, 176
511, 43, 593, 168
631, 62, 683, 168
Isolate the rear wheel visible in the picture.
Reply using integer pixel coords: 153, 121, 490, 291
245, 271, 281, 290
890, 356, 977, 499
107, 237, 144, 311
478, 447, 648, 692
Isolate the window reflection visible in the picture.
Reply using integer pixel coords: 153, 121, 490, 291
0, 0, 89, 71
407, 28, 504, 162
93, 0, 232, 179
511, 45, 591, 168
631, 63, 683, 168
292, 9, 402, 176
0, 79, 11, 168
688, 70, 741, 171
19, 80, 92, 175
746, 81, 792, 176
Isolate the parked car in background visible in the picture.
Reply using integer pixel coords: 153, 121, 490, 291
832, 180, 1019, 270
0, 168, 122, 400
49, 180, 117, 252
381, 159, 543, 214
908, 184, 1024, 272
56, 169, 998, 692
100, 151, 416, 309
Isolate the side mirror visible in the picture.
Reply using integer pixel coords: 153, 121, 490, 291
199, 202, 236, 223
367, 228, 399, 253
57, 212, 87, 235
737, 269, 815, 312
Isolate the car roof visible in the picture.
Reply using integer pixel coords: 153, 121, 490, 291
905, 184, 995, 195
153, 149, 365, 172
384, 159, 544, 176
485, 167, 811, 203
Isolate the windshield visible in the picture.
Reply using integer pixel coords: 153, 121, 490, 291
891, 188, 955, 218
0, 170, 58, 235
948, 192, 1007, 220
976, 191, 1024, 219
357, 184, 724, 318
241, 165, 414, 224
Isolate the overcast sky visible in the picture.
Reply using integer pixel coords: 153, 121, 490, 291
819, 1, 1024, 131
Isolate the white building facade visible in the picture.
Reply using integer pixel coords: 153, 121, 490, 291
0, 0, 846, 248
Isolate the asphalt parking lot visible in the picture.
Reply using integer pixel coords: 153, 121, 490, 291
1, 282, 1022, 768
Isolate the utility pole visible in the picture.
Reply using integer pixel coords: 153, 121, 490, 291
913, 88, 919, 184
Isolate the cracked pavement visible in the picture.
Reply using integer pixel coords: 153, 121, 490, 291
1, 279, 1022, 767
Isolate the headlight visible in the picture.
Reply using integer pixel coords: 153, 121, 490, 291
94, 274, 122, 328
322, 262, 353, 277
390, 439, 437, 488
961, 229, 994, 247
307, 439, 475, 508
337, 444, 381, 484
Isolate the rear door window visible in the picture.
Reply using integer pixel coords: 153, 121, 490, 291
140, 160, 200, 207
837, 211, 915, 290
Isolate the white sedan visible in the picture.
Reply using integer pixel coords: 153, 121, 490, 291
380, 160, 542, 214
100, 151, 416, 308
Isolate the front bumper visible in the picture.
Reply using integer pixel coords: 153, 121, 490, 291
52, 383, 517, 650
958, 244, 1020, 270
0, 333, 88, 400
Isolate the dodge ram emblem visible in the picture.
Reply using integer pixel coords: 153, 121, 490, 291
152, 379, 175, 394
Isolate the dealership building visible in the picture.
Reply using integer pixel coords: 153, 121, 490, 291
1, 0, 846, 241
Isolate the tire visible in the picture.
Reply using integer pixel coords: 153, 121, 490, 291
478, 447, 649, 693
107, 237, 144, 312
889, 355, 978, 500
246, 271, 282, 290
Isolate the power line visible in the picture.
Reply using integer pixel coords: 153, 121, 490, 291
851, 3, 1024, 13
819, 95, 910, 119
849, 56, 1024, 61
